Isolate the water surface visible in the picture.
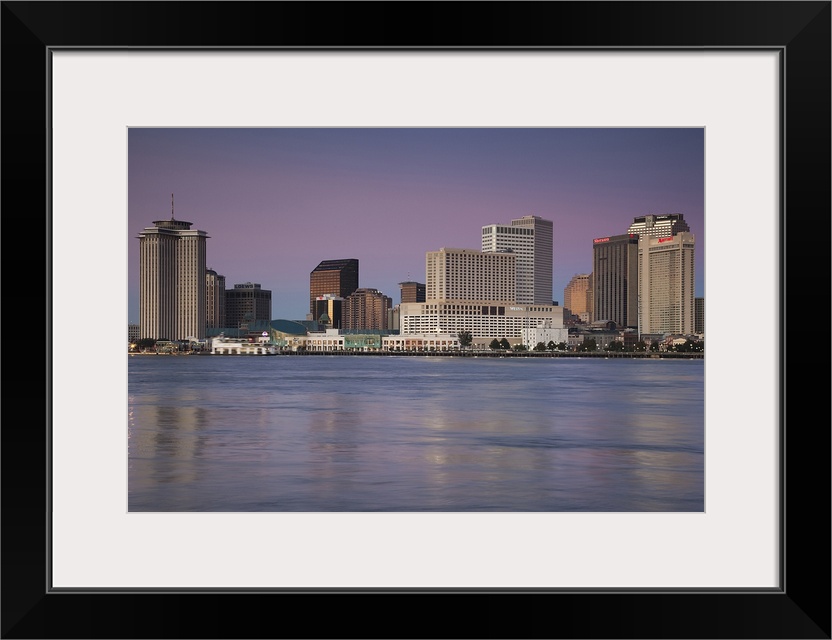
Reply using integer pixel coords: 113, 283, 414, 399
128, 355, 704, 512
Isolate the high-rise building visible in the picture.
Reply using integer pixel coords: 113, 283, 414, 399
426, 248, 516, 302
343, 288, 391, 330
225, 282, 272, 330
482, 215, 553, 304
206, 268, 226, 329
592, 234, 639, 329
309, 259, 359, 314
314, 294, 344, 329
695, 297, 705, 335
400, 245, 565, 344
638, 232, 696, 335
564, 273, 592, 323
399, 281, 426, 303
627, 213, 691, 239
138, 209, 208, 340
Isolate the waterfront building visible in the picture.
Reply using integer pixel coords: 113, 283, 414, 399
206, 268, 226, 329
695, 297, 705, 335
627, 213, 691, 240
309, 258, 359, 315
300, 329, 344, 352
383, 334, 461, 352
523, 319, 567, 349
137, 207, 208, 340
265, 319, 310, 350
225, 282, 272, 330
592, 234, 639, 329
304, 329, 391, 352
638, 232, 696, 335
567, 324, 622, 351
564, 273, 592, 323
399, 280, 426, 303
128, 323, 140, 343
482, 215, 553, 305
426, 248, 516, 303
399, 301, 565, 345
342, 288, 392, 331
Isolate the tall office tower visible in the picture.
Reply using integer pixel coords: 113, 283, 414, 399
482, 215, 553, 304
399, 281, 426, 303
592, 234, 639, 328
309, 258, 359, 314
225, 282, 272, 329
426, 248, 516, 302
138, 210, 208, 340
563, 273, 592, 322
638, 232, 696, 335
206, 268, 226, 329
695, 297, 705, 335
342, 288, 391, 330
627, 213, 690, 239
314, 294, 344, 329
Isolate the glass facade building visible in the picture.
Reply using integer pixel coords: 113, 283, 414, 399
309, 258, 359, 315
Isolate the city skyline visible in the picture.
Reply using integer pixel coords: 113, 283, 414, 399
128, 127, 705, 323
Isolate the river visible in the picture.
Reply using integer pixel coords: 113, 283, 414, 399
128, 354, 704, 512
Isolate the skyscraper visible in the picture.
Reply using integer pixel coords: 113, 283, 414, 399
225, 282, 272, 330
564, 273, 592, 323
206, 268, 226, 329
343, 288, 392, 330
695, 297, 705, 335
399, 281, 426, 303
592, 234, 639, 328
627, 213, 690, 239
638, 232, 696, 335
309, 259, 359, 315
138, 207, 208, 340
426, 248, 516, 302
314, 294, 344, 329
482, 215, 553, 305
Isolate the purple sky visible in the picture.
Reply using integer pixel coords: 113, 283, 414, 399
128, 128, 704, 323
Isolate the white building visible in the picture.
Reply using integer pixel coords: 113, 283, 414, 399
400, 301, 564, 346
383, 334, 460, 351
638, 232, 695, 335
401, 239, 565, 347
138, 209, 208, 341
523, 319, 568, 348
482, 215, 553, 305
426, 248, 516, 303
305, 329, 345, 351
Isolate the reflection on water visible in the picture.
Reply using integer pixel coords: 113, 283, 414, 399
128, 356, 703, 512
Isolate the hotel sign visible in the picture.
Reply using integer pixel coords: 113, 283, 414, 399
658, 237, 675, 243
593, 237, 610, 243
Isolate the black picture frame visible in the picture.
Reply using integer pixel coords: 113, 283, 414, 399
3, 2, 829, 638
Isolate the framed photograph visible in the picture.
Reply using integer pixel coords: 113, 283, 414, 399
5, 1, 829, 638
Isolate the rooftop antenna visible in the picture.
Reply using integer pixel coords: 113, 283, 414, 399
171, 193, 175, 220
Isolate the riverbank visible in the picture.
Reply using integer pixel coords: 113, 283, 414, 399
131, 350, 703, 359
286, 351, 703, 359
